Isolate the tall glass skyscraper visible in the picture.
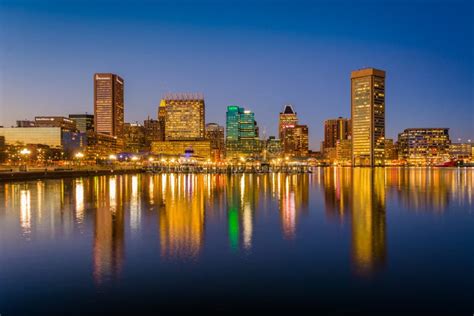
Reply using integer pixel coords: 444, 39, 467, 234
351, 68, 386, 167
225, 106, 261, 159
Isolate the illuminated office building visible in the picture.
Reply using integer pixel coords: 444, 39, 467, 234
0, 127, 84, 156
265, 136, 283, 159
151, 140, 211, 159
225, 106, 261, 159
336, 139, 352, 165
282, 124, 309, 157
69, 114, 94, 132
85, 131, 120, 159
144, 118, 163, 149
94, 73, 124, 138
157, 100, 166, 141
162, 93, 205, 140
397, 128, 451, 165
205, 123, 225, 161
351, 68, 386, 166
123, 122, 146, 153
279, 104, 298, 139
323, 117, 351, 150
449, 143, 472, 161
35, 116, 77, 132
384, 138, 397, 161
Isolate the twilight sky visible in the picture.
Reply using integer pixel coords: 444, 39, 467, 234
1, 0, 472, 149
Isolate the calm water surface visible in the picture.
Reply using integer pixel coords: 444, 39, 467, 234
0, 168, 473, 314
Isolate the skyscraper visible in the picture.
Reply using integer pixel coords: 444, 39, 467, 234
282, 124, 309, 157
279, 105, 298, 139
226, 106, 261, 159
351, 68, 385, 166
94, 73, 124, 138
323, 117, 351, 150
157, 99, 166, 141
162, 93, 205, 140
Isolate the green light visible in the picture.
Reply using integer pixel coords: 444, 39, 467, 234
228, 206, 239, 250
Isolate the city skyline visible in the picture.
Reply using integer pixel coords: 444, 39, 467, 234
1, 0, 472, 150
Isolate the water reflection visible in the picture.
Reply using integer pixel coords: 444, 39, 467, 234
351, 169, 386, 275
0, 168, 471, 285
93, 176, 124, 284
20, 189, 31, 239
158, 174, 204, 260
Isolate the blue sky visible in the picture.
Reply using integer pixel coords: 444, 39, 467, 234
1, 0, 472, 149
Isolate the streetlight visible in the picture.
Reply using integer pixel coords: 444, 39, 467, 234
20, 148, 31, 156
75, 152, 84, 168
19, 148, 31, 171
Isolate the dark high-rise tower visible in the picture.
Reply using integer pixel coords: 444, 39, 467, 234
94, 73, 124, 138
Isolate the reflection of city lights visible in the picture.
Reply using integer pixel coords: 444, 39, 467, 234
243, 203, 252, 249
75, 179, 84, 223
20, 189, 31, 238
130, 175, 140, 232
109, 177, 116, 212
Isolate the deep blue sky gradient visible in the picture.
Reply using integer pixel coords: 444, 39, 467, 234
1, 0, 472, 149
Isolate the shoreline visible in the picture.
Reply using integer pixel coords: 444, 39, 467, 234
0, 168, 146, 182
0, 165, 472, 182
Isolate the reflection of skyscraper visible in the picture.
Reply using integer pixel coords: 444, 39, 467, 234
351, 68, 385, 166
351, 168, 386, 275
93, 176, 124, 285
278, 174, 309, 239
322, 167, 352, 222
159, 174, 204, 259
225, 175, 258, 251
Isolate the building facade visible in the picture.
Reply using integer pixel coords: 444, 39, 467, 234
35, 116, 77, 131
279, 105, 298, 139
265, 136, 283, 159
336, 139, 352, 165
282, 124, 309, 157
151, 140, 211, 159
162, 93, 205, 140
123, 122, 146, 153
94, 73, 124, 138
205, 123, 225, 161
397, 128, 450, 165
0, 127, 84, 157
351, 68, 386, 166
69, 114, 94, 133
324, 117, 351, 150
225, 106, 261, 159
144, 118, 163, 149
